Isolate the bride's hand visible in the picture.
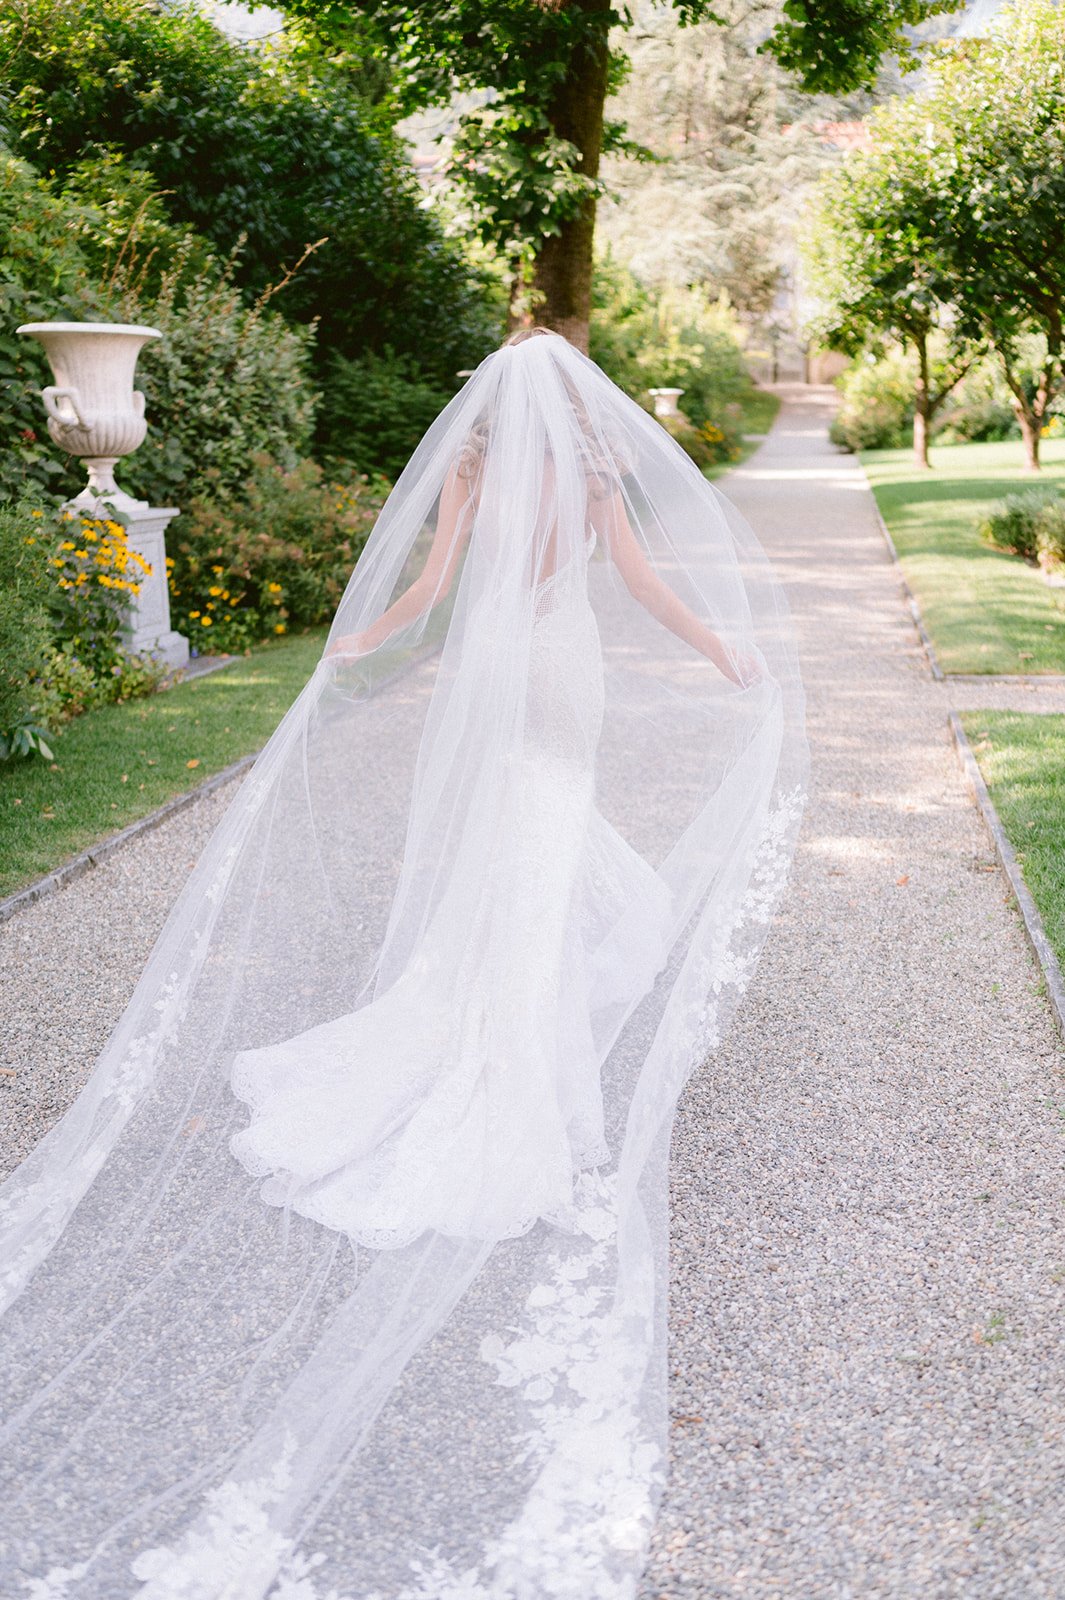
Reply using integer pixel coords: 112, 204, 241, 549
726, 648, 765, 689
327, 632, 372, 661
701, 631, 764, 688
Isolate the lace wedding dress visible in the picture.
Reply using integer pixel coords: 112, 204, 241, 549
230, 536, 671, 1248
0, 330, 806, 1600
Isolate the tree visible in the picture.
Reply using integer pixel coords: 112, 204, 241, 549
801, 95, 977, 468
908, 0, 1065, 470
271, 0, 965, 350
597, 2, 830, 320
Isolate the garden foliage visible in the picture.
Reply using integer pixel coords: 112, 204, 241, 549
0, 499, 169, 759
317, 350, 455, 482
0, 145, 318, 508
169, 456, 389, 655
0, 0, 496, 383
979, 489, 1065, 578
591, 258, 751, 464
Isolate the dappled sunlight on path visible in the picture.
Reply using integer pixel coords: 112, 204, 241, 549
645, 383, 1065, 1600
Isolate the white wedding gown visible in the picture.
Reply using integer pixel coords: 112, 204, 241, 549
0, 332, 805, 1600
229, 533, 672, 1249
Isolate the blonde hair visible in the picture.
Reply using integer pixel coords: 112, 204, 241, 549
504, 326, 560, 347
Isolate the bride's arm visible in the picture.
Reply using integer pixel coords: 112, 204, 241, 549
329, 467, 474, 658
591, 488, 759, 686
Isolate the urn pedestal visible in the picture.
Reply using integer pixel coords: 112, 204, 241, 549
17, 321, 189, 670
648, 387, 685, 420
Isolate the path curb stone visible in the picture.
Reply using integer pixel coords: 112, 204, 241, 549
860, 456, 1065, 1042
0, 751, 257, 926
950, 710, 1065, 1042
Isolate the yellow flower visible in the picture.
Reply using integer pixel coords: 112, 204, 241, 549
208, 585, 223, 597
200, 615, 213, 627
84, 530, 97, 542
30, 509, 43, 519
221, 590, 230, 600
212, 565, 224, 576
189, 611, 201, 619
61, 540, 76, 551
267, 582, 283, 594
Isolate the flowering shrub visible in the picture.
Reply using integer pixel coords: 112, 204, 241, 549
47, 512, 151, 661
168, 455, 389, 653
657, 414, 738, 472
0, 501, 169, 760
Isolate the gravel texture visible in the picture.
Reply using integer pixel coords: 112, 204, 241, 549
0, 782, 239, 1176
2, 388, 1063, 1597
643, 387, 1065, 1600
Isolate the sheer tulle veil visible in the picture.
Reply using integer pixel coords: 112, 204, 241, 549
0, 330, 806, 1598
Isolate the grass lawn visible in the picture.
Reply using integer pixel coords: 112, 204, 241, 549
961, 711, 1065, 973
862, 437, 1065, 675
738, 386, 782, 440
0, 628, 326, 898
707, 385, 782, 481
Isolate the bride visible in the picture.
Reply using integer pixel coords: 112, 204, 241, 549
0, 328, 805, 1600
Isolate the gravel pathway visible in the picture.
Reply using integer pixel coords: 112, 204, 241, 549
644, 387, 1065, 1599
2, 389, 1062, 1597
0, 782, 239, 1176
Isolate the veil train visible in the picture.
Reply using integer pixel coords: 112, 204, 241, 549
0, 331, 806, 1599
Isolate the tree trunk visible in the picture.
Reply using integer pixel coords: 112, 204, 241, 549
913, 332, 932, 469
999, 342, 1053, 472
530, 0, 612, 353
1017, 405, 1041, 472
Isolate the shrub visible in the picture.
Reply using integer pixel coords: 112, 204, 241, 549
0, 500, 54, 757
829, 349, 914, 452
656, 414, 737, 472
117, 239, 319, 509
169, 455, 389, 654
978, 488, 1062, 563
317, 349, 455, 480
0, 501, 170, 752
1035, 500, 1065, 578
46, 511, 152, 669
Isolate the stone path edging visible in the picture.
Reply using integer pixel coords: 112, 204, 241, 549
949, 710, 1065, 1042
859, 452, 1065, 1040
0, 751, 257, 926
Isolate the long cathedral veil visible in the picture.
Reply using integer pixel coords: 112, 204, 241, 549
0, 332, 806, 1599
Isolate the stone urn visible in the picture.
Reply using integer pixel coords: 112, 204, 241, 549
18, 320, 189, 669
649, 387, 685, 420
17, 321, 160, 512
